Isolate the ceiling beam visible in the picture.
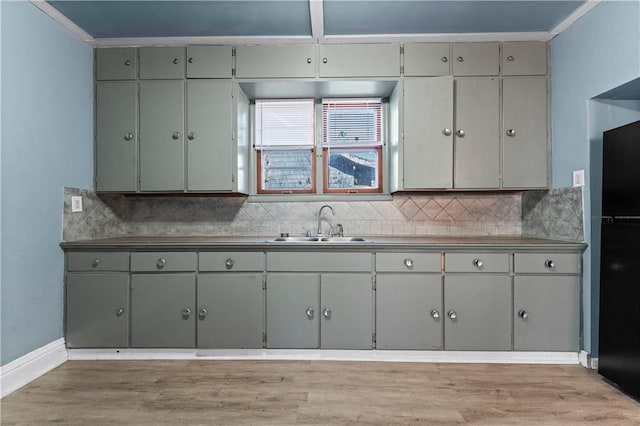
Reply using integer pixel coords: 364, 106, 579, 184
309, 0, 325, 43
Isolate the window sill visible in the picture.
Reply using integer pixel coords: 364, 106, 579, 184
247, 193, 393, 203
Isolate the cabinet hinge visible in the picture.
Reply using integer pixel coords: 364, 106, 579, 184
262, 332, 267, 343
400, 65, 404, 74
372, 333, 377, 345
400, 45, 404, 55
232, 173, 236, 184
371, 275, 376, 290
262, 277, 266, 290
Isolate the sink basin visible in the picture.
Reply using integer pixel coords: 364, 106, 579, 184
266, 236, 370, 243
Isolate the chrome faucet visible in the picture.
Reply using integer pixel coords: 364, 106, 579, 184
317, 204, 335, 236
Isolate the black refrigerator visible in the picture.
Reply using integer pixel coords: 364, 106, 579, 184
599, 119, 640, 400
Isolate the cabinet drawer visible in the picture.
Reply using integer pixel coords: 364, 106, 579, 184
318, 44, 400, 77
514, 253, 580, 274
199, 252, 264, 272
96, 48, 137, 80
235, 45, 316, 78
502, 42, 547, 76
139, 47, 186, 79
445, 253, 509, 273
186, 46, 233, 78
67, 252, 129, 271
131, 252, 196, 272
267, 252, 371, 272
452, 43, 499, 76
376, 252, 441, 272
403, 43, 451, 76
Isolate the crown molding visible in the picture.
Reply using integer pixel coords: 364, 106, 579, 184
29, 0, 94, 43
550, 0, 602, 37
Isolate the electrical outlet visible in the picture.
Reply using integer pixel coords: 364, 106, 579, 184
572, 170, 585, 187
71, 196, 83, 212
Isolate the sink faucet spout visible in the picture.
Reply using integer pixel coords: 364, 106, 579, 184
317, 204, 335, 236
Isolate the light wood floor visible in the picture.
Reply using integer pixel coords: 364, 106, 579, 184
2, 360, 639, 425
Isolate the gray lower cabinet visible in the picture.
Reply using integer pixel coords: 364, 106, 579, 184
514, 276, 580, 351
131, 273, 196, 348
376, 274, 442, 350
66, 273, 129, 348
444, 275, 512, 350
197, 273, 264, 348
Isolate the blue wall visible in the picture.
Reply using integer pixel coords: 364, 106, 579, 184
1, 1, 93, 365
551, 0, 640, 355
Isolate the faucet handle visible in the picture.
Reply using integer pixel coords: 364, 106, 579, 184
335, 223, 344, 237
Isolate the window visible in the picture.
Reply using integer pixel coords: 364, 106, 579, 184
254, 97, 384, 195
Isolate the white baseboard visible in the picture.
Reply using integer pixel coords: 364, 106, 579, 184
69, 348, 580, 365
1, 338, 68, 398
579, 350, 599, 369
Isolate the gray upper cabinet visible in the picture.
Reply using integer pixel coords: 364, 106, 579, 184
452, 43, 500, 76
502, 78, 548, 188
318, 44, 400, 77
139, 81, 185, 191
235, 45, 316, 78
502, 42, 547, 76
454, 78, 500, 189
95, 82, 138, 192
186, 80, 233, 191
139, 47, 186, 79
403, 43, 451, 76
186, 46, 233, 78
96, 48, 137, 80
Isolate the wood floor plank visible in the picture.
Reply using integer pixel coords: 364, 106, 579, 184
1, 360, 638, 425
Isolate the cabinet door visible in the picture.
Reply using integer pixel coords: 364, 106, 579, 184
502, 78, 548, 188
403, 43, 450, 76
403, 77, 454, 189
444, 275, 512, 350
95, 82, 138, 192
186, 80, 233, 191
235, 45, 316, 78
66, 273, 129, 348
266, 274, 319, 348
320, 274, 373, 349
454, 78, 500, 189
452, 43, 499, 76
131, 273, 196, 348
186, 46, 233, 79
197, 274, 264, 349
139, 81, 185, 191
319, 44, 400, 77
376, 274, 442, 350
139, 47, 185, 79
502, 42, 547, 76
96, 48, 137, 80
514, 276, 580, 351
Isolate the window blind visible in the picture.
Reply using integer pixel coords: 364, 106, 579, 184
322, 98, 382, 147
254, 99, 315, 150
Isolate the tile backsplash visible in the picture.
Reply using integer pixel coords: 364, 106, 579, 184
522, 187, 584, 242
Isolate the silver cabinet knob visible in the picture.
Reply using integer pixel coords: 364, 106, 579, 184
307, 57, 312, 64
124, 132, 134, 141
156, 258, 166, 269
430, 309, 440, 319
518, 309, 528, 319
172, 131, 181, 140
187, 132, 196, 141
198, 308, 207, 320
225, 258, 234, 269
507, 55, 514, 62
447, 310, 457, 320
182, 308, 191, 318
472, 258, 483, 268
124, 60, 132, 66
306, 307, 314, 320
545, 259, 555, 269
456, 129, 465, 138
188, 57, 194, 63
443, 128, 452, 136
116, 308, 124, 317
322, 57, 328, 64
441, 56, 448, 63
506, 129, 516, 137
457, 56, 464, 62
404, 258, 414, 268
92, 259, 101, 268
173, 58, 180, 64
322, 308, 332, 319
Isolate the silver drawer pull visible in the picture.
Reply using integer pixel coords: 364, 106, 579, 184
156, 258, 166, 269
545, 259, 555, 269
182, 308, 191, 319
404, 258, 414, 268
472, 258, 483, 268
124, 132, 134, 141
124, 60, 132, 66
441, 56, 448, 63
322, 308, 332, 319
306, 307, 314, 320
225, 258, 234, 269
173, 58, 180, 64
92, 259, 101, 268
457, 56, 464, 62
116, 308, 124, 317
447, 310, 457, 320
188, 57, 195, 64
430, 309, 440, 319
507, 55, 514, 62
518, 310, 528, 319
198, 308, 207, 320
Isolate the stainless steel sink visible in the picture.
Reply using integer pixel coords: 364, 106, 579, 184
266, 236, 370, 243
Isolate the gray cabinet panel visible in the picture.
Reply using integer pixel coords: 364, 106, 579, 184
67, 251, 129, 272
199, 252, 264, 272
96, 48, 137, 80
131, 273, 196, 348
454, 78, 500, 188
502, 78, 548, 188
197, 274, 264, 348
186, 80, 233, 191
266, 274, 319, 348
320, 274, 373, 349
376, 274, 442, 350
95, 82, 138, 192
319, 44, 400, 77
235, 45, 316, 78
514, 253, 580, 274
66, 273, 129, 348
502, 42, 547, 76
452, 43, 499, 76
403, 43, 450, 76
267, 251, 371, 272
139, 81, 185, 191
130, 252, 196, 272
445, 253, 509, 273
444, 275, 512, 350
514, 276, 580, 351
403, 77, 454, 189
139, 47, 185, 79
186, 46, 233, 78
376, 252, 441, 273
